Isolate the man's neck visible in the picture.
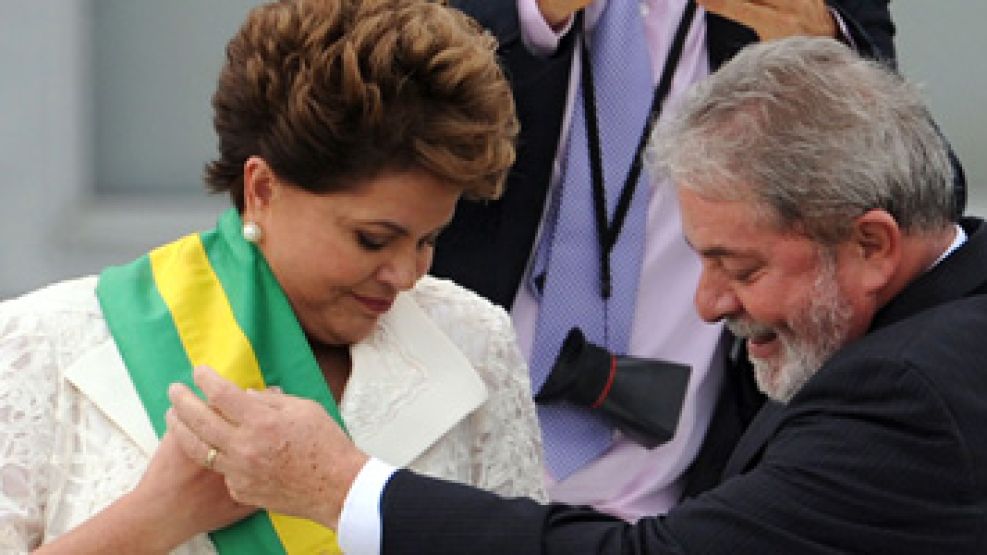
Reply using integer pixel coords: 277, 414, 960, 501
879, 225, 959, 307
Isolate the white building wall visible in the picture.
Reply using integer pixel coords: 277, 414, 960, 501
1, 2, 985, 298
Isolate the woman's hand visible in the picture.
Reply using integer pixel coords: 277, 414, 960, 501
32, 431, 254, 554
167, 366, 369, 529
129, 431, 256, 545
696, 0, 837, 41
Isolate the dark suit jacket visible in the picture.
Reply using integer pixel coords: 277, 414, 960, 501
382, 217, 987, 553
435, 0, 897, 501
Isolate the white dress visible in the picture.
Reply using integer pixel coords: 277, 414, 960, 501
0, 275, 546, 553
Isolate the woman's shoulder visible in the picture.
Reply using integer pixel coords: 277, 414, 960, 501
0, 276, 106, 351
408, 276, 523, 371
1, 276, 101, 318
409, 275, 512, 333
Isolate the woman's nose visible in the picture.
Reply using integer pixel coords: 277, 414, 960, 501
379, 248, 424, 291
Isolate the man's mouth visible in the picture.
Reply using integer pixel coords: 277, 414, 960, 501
747, 330, 777, 346
726, 319, 779, 359
746, 330, 779, 359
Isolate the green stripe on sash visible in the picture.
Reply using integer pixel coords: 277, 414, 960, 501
97, 208, 343, 554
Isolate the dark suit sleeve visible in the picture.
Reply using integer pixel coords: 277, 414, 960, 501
379, 358, 981, 554
829, 0, 895, 63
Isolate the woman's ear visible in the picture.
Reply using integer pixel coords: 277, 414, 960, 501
850, 209, 901, 294
242, 156, 278, 222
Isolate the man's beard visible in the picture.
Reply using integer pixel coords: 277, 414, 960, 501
726, 256, 854, 404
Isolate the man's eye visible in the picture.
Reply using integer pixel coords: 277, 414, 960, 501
728, 268, 757, 283
357, 232, 387, 251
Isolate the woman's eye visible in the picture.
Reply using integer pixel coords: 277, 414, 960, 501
418, 233, 440, 249
357, 232, 387, 251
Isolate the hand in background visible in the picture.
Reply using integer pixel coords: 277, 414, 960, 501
696, 0, 837, 41
537, 0, 594, 29
167, 366, 369, 530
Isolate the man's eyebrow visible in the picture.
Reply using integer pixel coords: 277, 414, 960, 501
699, 246, 743, 258
687, 241, 757, 260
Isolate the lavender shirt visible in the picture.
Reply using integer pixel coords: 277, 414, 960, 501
512, 0, 724, 520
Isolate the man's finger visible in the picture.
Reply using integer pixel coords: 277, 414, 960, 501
168, 381, 236, 452
191, 365, 261, 425
166, 407, 226, 472
247, 386, 293, 408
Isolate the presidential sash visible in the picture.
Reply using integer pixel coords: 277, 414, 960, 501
97, 208, 344, 554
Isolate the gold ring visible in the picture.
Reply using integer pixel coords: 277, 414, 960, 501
204, 446, 218, 469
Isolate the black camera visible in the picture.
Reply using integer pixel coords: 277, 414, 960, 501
534, 327, 691, 449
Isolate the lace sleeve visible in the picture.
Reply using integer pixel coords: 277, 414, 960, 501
0, 301, 60, 552
400, 277, 548, 501
466, 307, 548, 502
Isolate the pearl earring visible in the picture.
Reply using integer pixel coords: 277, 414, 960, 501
242, 221, 263, 243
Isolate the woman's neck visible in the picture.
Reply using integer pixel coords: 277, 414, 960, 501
310, 342, 351, 402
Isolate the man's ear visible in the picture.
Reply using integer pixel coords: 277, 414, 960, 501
242, 156, 278, 222
850, 209, 901, 294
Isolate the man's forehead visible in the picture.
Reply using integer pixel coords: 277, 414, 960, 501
676, 188, 813, 261
678, 190, 766, 243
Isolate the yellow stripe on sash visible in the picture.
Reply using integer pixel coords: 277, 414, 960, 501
150, 235, 265, 389
150, 234, 341, 555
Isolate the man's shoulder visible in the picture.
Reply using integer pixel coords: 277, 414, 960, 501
855, 294, 987, 362
804, 293, 987, 415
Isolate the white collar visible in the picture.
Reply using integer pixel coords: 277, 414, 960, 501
65, 290, 488, 467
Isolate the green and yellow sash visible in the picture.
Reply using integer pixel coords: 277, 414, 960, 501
97, 208, 343, 554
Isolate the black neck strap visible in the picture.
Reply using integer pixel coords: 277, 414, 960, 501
578, 1, 697, 300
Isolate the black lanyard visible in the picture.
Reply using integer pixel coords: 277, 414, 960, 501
579, 1, 697, 300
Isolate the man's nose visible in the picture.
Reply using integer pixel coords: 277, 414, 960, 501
694, 271, 741, 323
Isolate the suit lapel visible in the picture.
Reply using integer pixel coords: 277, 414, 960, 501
343, 292, 488, 468
721, 400, 786, 478
64, 340, 159, 456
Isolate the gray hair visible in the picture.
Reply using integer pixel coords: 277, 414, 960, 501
649, 37, 954, 244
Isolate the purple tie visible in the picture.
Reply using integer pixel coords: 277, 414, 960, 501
529, 2, 655, 480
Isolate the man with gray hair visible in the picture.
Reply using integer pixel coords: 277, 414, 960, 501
168, 37, 987, 553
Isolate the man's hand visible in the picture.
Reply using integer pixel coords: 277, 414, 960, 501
166, 366, 369, 529
537, 0, 594, 30
696, 0, 837, 41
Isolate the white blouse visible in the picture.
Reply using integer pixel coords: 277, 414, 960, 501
0, 275, 546, 553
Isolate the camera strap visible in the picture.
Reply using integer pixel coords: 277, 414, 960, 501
579, 0, 697, 303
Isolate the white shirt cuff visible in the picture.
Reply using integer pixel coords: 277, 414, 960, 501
518, 0, 573, 56
337, 457, 398, 555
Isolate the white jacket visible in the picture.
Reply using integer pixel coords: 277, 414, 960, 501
0, 275, 545, 553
